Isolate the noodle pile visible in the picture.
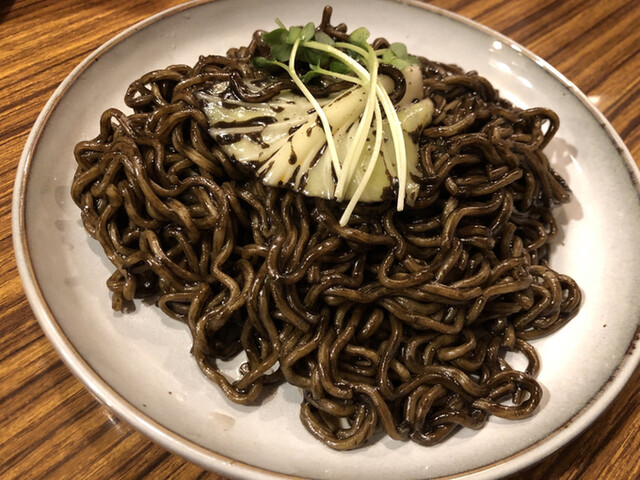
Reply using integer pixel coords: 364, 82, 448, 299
71, 8, 581, 450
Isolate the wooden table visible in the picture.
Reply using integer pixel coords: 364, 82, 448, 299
1, 0, 638, 478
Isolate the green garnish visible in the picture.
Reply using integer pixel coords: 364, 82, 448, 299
377, 42, 420, 70
250, 19, 424, 224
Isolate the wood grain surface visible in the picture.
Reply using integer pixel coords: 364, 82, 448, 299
1, 0, 638, 478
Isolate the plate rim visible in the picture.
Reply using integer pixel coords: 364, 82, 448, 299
11, 0, 640, 479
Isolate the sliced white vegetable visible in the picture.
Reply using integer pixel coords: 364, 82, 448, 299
398, 64, 424, 107
201, 72, 433, 211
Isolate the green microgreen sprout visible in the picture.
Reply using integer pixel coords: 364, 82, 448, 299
376, 42, 420, 70
252, 18, 420, 223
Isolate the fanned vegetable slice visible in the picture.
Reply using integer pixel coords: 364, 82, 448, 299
200, 82, 433, 206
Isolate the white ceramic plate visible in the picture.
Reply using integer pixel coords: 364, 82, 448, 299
13, 0, 640, 478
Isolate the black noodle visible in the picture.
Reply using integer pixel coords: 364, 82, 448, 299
71, 7, 581, 450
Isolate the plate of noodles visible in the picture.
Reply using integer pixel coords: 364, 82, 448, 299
13, 0, 640, 478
